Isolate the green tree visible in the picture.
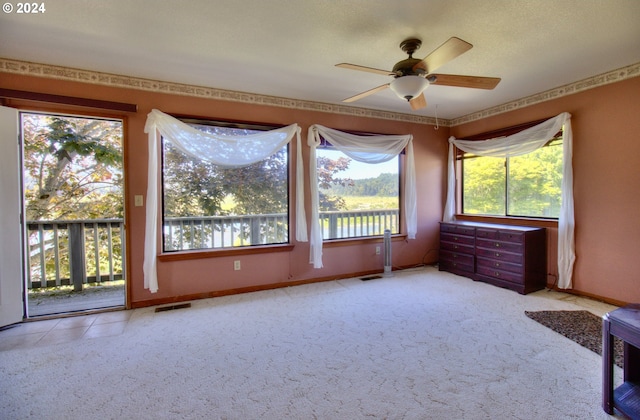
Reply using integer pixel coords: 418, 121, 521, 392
508, 143, 562, 217
222, 148, 288, 215
462, 155, 505, 215
334, 172, 398, 197
462, 141, 562, 217
162, 142, 227, 217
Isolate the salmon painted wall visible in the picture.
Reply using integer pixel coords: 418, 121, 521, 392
451, 76, 640, 305
0, 73, 448, 307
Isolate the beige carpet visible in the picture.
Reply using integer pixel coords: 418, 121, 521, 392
0, 267, 623, 419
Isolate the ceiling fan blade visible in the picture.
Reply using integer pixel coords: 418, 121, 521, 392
342, 84, 390, 103
409, 93, 427, 110
336, 63, 395, 77
413, 37, 473, 74
429, 74, 501, 89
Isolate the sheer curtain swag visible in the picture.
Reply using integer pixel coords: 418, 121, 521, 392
444, 112, 574, 288
306, 124, 417, 269
143, 109, 305, 293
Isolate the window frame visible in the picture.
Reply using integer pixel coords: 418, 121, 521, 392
460, 135, 563, 220
315, 136, 403, 242
158, 117, 293, 259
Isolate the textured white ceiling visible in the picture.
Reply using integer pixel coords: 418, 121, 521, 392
1, 0, 639, 119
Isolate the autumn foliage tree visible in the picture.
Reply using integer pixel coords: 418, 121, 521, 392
317, 155, 353, 211
23, 114, 123, 221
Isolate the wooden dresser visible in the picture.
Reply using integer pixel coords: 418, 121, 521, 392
439, 221, 546, 294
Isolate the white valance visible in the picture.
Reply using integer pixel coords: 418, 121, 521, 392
444, 112, 574, 288
306, 124, 417, 268
143, 109, 305, 293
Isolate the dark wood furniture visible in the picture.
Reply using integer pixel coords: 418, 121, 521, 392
603, 304, 640, 418
439, 221, 546, 294
439, 222, 476, 278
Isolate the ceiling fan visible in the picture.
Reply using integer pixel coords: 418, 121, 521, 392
336, 37, 501, 110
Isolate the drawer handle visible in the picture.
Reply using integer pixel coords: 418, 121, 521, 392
454, 236, 458, 241
495, 272, 500, 277
495, 252, 500, 257
495, 243, 500, 247
495, 262, 501, 267
454, 245, 458, 249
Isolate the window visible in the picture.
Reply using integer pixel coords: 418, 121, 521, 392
316, 143, 400, 239
161, 120, 289, 251
462, 137, 562, 218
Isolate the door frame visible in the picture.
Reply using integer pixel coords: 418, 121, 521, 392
0, 105, 25, 327
19, 109, 128, 317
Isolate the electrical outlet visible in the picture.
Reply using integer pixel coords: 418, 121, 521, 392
234, 260, 241, 270
376, 246, 381, 255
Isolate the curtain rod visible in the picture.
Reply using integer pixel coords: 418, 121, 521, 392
0, 88, 137, 113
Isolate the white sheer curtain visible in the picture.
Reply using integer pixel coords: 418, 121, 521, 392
306, 124, 416, 268
143, 109, 305, 293
444, 112, 574, 288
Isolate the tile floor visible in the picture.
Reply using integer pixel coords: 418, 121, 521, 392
0, 285, 621, 352
0, 310, 133, 352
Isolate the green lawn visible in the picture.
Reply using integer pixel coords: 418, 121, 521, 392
342, 196, 398, 211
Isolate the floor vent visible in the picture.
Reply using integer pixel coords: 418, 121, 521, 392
155, 303, 192, 313
360, 275, 383, 281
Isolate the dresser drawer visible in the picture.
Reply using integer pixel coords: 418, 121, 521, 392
475, 247, 523, 264
498, 231, 525, 243
476, 228, 499, 240
440, 223, 476, 236
440, 259, 474, 274
476, 238, 523, 254
476, 265, 524, 284
440, 250, 475, 267
441, 241, 475, 254
476, 228, 525, 244
441, 232, 475, 246
477, 256, 523, 274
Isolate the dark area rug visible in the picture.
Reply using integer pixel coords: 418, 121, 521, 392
525, 310, 623, 368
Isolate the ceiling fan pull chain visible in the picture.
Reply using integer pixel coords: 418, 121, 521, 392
434, 104, 440, 130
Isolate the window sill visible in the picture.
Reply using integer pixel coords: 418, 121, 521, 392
323, 234, 407, 248
455, 214, 558, 228
158, 244, 295, 262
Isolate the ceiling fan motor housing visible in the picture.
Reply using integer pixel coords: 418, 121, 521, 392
392, 58, 426, 77
393, 38, 427, 77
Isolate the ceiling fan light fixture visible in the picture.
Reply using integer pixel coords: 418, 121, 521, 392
389, 75, 429, 101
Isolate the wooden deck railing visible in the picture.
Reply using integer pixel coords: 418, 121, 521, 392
27, 219, 125, 291
319, 209, 400, 239
163, 213, 289, 251
27, 209, 399, 290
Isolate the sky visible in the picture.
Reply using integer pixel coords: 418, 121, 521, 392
318, 149, 399, 180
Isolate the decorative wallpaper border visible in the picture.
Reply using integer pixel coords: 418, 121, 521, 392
450, 62, 640, 126
1, 57, 638, 127
0, 58, 438, 125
